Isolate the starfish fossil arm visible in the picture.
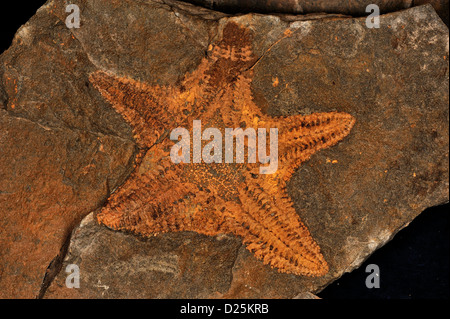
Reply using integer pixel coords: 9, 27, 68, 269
231, 73, 356, 184
90, 71, 184, 148
96, 143, 201, 233
225, 73, 355, 141
223, 178, 329, 276
275, 112, 356, 183
224, 73, 271, 128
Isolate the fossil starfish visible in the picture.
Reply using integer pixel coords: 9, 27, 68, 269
90, 22, 355, 276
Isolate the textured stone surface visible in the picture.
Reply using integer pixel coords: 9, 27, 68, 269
184, 0, 414, 14
43, 213, 244, 298
0, 0, 448, 298
184, 0, 449, 23
293, 292, 320, 299
0, 112, 135, 298
182, 0, 449, 25
416, 0, 449, 25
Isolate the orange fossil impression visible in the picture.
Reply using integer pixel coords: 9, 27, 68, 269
90, 22, 355, 276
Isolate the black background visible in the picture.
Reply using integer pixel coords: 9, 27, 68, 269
0, 1, 448, 299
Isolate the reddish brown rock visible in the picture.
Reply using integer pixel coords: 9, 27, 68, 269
0, 111, 136, 298
0, 1, 138, 298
